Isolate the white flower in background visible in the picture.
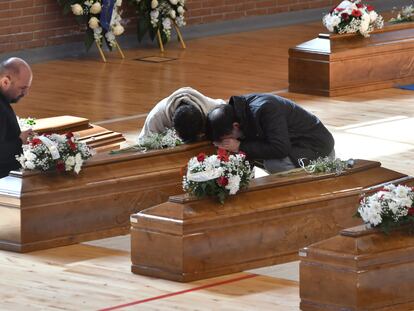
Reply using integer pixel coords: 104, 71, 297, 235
84, 0, 93, 7
175, 15, 186, 26
178, 0, 185, 5
105, 31, 116, 45
170, 0, 178, 5
65, 156, 75, 171
93, 27, 103, 41
225, 175, 241, 195
88, 17, 100, 29
90, 2, 102, 14
112, 24, 124, 36
177, 6, 184, 15
116, 0, 122, 6
169, 10, 176, 19
162, 17, 172, 29
71, 4, 84, 15
151, 0, 158, 9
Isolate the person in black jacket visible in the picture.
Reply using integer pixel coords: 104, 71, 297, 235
206, 93, 335, 173
0, 57, 33, 178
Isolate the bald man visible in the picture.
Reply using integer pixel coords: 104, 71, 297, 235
0, 57, 33, 178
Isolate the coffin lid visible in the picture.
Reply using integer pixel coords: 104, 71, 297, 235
32, 116, 89, 133
290, 22, 414, 55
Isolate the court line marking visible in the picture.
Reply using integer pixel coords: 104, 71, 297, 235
98, 273, 258, 311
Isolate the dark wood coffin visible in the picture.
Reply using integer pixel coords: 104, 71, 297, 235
130, 160, 408, 282
0, 141, 214, 252
289, 23, 414, 96
299, 180, 414, 311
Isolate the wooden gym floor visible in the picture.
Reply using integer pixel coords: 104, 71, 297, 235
4, 18, 414, 310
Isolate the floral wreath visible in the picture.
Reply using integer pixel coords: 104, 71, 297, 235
130, 0, 186, 44
57, 0, 125, 50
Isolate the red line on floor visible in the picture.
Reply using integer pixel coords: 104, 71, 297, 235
98, 273, 258, 311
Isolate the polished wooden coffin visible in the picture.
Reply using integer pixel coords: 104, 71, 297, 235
33, 115, 126, 152
0, 141, 214, 252
299, 182, 414, 311
289, 23, 414, 96
130, 160, 408, 282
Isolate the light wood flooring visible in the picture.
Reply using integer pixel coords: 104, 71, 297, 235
3, 19, 414, 310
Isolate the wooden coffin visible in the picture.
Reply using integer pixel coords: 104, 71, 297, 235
289, 23, 414, 96
299, 181, 414, 311
130, 160, 408, 282
33, 115, 126, 152
0, 141, 214, 252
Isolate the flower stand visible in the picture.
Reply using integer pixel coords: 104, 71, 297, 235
156, 22, 186, 53
288, 22, 414, 96
130, 160, 409, 282
299, 218, 414, 311
96, 39, 125, 63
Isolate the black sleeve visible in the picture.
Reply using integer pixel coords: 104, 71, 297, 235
239, 104, 291, 159
0, 113, 22, 174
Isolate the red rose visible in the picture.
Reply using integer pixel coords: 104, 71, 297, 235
66, 132, 74, 139
238, 151, 246, 157
352, 9, 362, 17
217, 148, 229, 162
341, 12, 350, 20
56, 161, 65, 172
366, 5, 374, 12
408, 208, 414, 216
68, 140, 77, 151
217, 176, 228, 187
197, 153, 206, 162
31, 138, 42, 146
356, 3, 363, 8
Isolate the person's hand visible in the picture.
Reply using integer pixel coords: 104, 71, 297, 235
19, 129, 33, 144
214, 138, 240, 153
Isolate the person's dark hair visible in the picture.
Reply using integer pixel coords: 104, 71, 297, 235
206, 104, 236, 142
173, 100, 204, 142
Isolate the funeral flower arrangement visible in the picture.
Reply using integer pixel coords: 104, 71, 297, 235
300, 157, 355, 176
389, 5, 414, 24
57, 0, 124, 50
183, 149, 253, 203
357, 184, 414, 232
130, 0, 186, 44
111, 128, 182, 154
17, 132, 94, 174
323, 0, 384, 37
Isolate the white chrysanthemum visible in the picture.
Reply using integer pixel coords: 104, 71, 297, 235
226, 175, 241, 195
90, 2, 102, 14
169, 10, 176, 19
88, 17, 100, 29
369, 10, 378, 22
71, 4, 83, 15
170, 0, 178, 5
395, 185, 410, 198
177, 6, 184, 15
112, 24, 124, 36
151, 0, 158, 9
163, 17, 172, 30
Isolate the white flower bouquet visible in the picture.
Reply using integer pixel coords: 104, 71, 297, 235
389, 5, 414, 24
17, 132, 94, 174
323, 0, 383, 37
57, 0, 124, 50
357, 184, 414, 233
131, 0, 186, 44
183, 149, 253, 203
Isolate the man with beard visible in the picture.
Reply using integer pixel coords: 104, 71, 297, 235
0, 58, 33, 178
